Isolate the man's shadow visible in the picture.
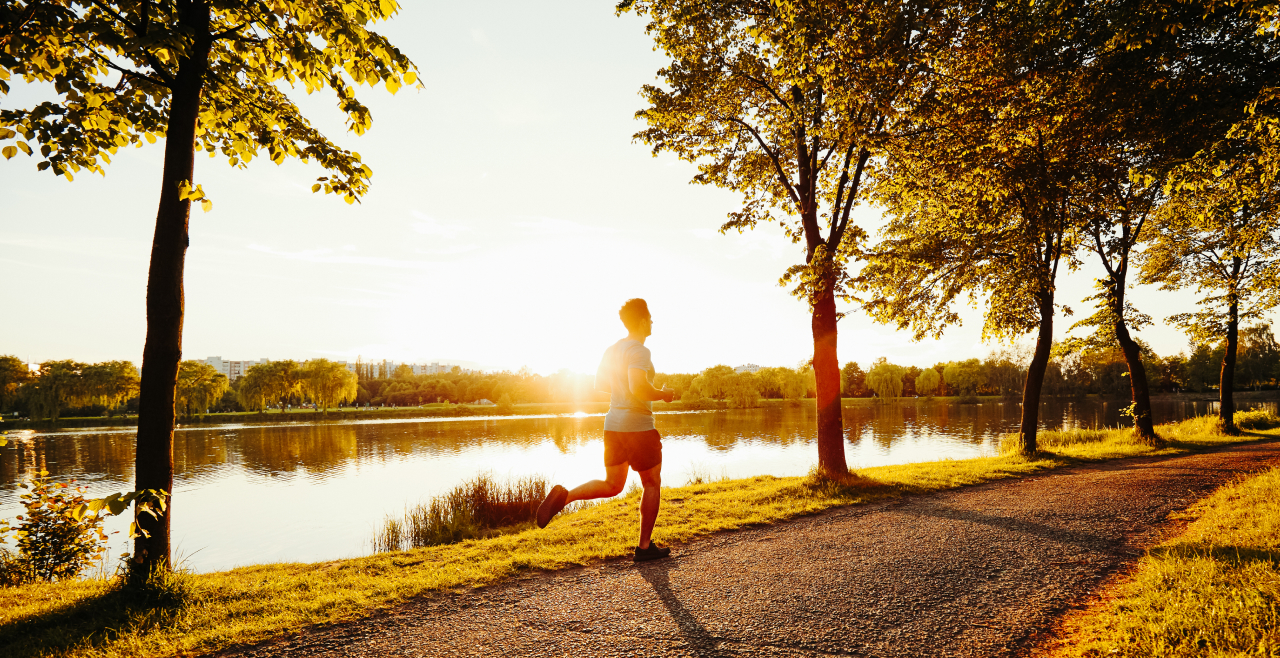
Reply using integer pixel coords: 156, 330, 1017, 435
636, 559, 731, 658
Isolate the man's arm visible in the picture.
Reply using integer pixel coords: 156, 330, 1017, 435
629, 368, 674, 402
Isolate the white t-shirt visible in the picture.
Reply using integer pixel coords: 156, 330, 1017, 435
598, 338, 655, 432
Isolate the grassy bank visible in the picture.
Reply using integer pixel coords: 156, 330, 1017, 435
1044, 454, 1280, 656
1, 414, 1277, 658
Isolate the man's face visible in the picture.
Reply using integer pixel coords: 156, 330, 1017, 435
639, 315, 653, 337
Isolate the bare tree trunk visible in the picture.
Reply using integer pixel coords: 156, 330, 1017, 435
1115, 321, 1159, 443
812, 283, 848, 476
1219, 279, 1240, 434
1018, 295, 1055, 455
133, 11, 210, 578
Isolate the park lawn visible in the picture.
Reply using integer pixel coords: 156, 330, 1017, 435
1045, 456, 1280, 657
0, 414, 1275, 658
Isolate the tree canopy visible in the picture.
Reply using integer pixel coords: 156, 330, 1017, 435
2, 0, 418, 202
174, 360, 228, 416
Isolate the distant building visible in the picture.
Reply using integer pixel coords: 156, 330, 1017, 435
734, 363, 761, 374
204, 357, 269, 381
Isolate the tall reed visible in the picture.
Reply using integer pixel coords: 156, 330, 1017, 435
372, 473, 549, 553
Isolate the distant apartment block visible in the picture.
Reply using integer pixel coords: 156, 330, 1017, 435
204, 357, 270, 381
735, 363, 761, 374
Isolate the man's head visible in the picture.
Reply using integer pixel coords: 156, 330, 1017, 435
619, 298, 652, 336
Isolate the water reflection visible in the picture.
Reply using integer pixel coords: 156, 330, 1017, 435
0, 397, 1272, 572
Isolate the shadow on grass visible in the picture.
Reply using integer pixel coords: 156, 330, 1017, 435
1149, 542, 1280, 566
801, 470, 894, 502
0, 572, 194, 658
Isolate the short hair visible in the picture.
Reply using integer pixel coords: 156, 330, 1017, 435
619, 298, 650, 332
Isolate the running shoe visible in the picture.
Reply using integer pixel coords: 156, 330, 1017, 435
537, 485, 568, 528
633, 542, 671, 562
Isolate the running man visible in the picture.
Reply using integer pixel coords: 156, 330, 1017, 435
536, 298, 676, 562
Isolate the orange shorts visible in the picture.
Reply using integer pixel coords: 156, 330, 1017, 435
603, 429, 663, 472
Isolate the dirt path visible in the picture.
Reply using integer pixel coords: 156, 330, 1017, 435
215, 440, 1280, 658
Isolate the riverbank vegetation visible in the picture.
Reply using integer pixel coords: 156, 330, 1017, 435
1046, 455, 1280, 656
1, 412, 1275, 658
8, 328, 1275, 426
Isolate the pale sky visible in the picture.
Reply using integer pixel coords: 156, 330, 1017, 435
0, 1, 1263, 376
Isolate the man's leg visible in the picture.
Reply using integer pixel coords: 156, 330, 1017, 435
635, 462, 661, 549
565, 463, 629, 503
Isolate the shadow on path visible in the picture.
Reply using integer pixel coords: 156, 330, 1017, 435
637, 559, 731, 658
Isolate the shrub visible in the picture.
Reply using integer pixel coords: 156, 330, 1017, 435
0, 471, 111, 584
1235, 408, 1280, 430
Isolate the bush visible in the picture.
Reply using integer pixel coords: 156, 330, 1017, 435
0, 471, 111, 585
1235, 408, 1280, 430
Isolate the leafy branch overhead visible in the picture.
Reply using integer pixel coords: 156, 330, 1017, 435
0, 0, 420, 203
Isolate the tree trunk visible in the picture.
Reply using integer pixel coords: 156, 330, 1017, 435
132, 25, 210, 578
1115, 321, 1159, 443
1219, 282, 1240, 434
812, 283, 848, 476
1017, 295, 1055, 455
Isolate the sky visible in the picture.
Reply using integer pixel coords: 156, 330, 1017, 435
1, 1, 1268, 376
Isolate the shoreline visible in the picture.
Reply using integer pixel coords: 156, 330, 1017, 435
4, 392, 1274, 431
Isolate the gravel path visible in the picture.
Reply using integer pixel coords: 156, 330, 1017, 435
215, 440, 1280, 658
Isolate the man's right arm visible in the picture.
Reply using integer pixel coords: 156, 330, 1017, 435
629, 368, 674, 402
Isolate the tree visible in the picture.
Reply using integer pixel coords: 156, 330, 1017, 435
25, 361, 85, 421
697, 365, 736, 400
81, 361, 141, 416
258, 360, 301, 413
0, 355, 30, 412
726, 372, 760, 408
840, 361, 867, 398
856, 0, 1109, 453
943, 360, 985, 399
299, 359, 359, 412
915, 367, 941, 397
982, 351, 1024, 398
780, 368, 809, 401
865, 358, 904, 401
391, 364, 414, 379
174, 361, 227, 417
1238, 325, 1279, 391
1142, 144, 1280, 432
620, 0, 960, 476
236, 365, 270, 412
1064, 0, 1274, 442
2, 0, 417, 574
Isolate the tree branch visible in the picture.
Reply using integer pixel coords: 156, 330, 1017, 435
726, 116, 800, 209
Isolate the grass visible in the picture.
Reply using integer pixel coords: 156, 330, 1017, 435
371, 473, 550, 552
1045, 460, 1280, 656
1, 413, 1277, 658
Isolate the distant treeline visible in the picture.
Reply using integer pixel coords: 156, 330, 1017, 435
842, 326, 1280, 401
4, 326, 1276, 420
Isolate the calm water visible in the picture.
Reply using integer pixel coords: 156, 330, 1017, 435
1, 397, 1270, 573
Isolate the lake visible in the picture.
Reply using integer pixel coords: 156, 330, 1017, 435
0, 397, 1269, 573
